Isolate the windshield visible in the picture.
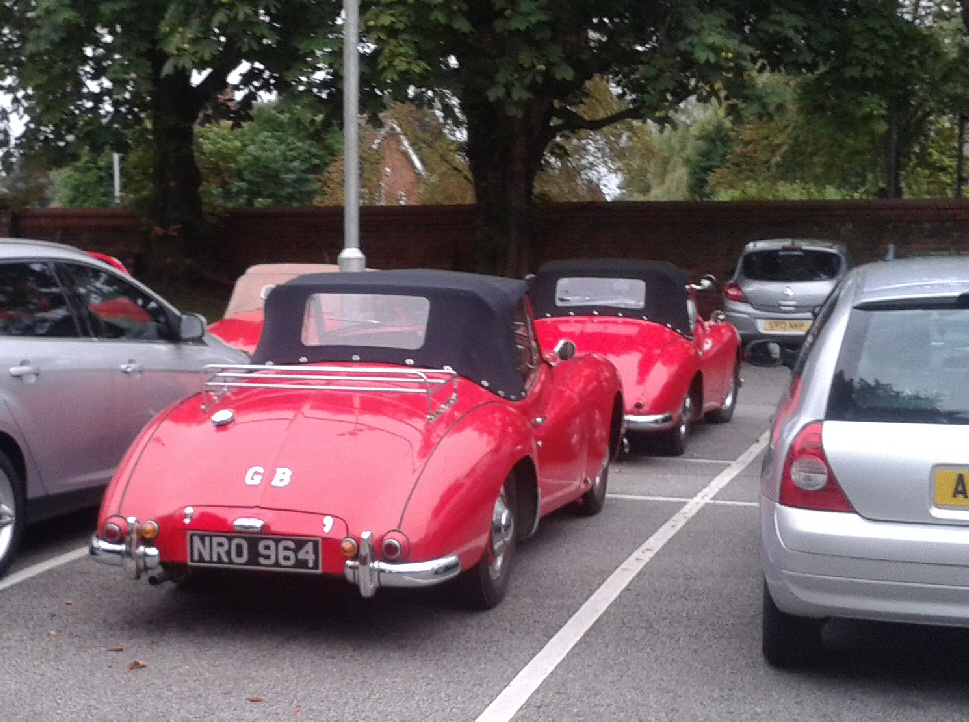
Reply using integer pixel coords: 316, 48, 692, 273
828, 306, 969, 424
554, 277, 646, 309
301, 293, 430, 350
742, 249, 842, 282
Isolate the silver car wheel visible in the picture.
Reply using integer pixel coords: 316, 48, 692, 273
0, 470, 16, 562
488, 492, 515, 581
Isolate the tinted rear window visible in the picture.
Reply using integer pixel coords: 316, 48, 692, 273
742, 249, 842, 282
827, 307, 969, 424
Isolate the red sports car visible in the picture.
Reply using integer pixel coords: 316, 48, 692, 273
90, 269, 623, 608
530, 259, 741, 455
208, 263, 347, 355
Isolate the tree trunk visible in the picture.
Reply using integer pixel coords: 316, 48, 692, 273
463, 93, 554, 277
144, 50, 206, 282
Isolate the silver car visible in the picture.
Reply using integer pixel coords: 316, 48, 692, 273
752, 255, 969, 667
0, 238, 247, 577
723, 239, 852, 349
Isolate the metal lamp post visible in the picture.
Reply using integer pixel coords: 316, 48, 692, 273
338, 0, 366, 272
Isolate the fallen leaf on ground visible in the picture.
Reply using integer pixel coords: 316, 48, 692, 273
127, 660, 148, 671
49, 631, 58, 638
247, 695, 264, 703
65, 600, 74, 606
107, 645, 124, 652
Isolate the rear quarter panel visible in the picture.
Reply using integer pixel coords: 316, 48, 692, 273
398, 401, 536, 568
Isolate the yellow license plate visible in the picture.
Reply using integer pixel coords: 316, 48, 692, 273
762, 319, 812, 333
934, 468, 969, 508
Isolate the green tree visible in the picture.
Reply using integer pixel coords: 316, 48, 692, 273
197, 99, 340, 209
0, 0, 341, 278
366, 0, 849, 274
795, 0, 969, 198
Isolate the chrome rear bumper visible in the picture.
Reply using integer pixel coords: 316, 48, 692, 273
344, 531, 461, 598
624, 412, 674, 431
89, 534, 160, 579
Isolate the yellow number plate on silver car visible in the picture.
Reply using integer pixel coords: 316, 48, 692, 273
761, 319, 812, 334
934, 469, 969, 508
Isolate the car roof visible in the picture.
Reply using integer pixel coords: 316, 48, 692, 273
741, 239, 848, 254
0, 237, 98, 262
254, 269, 530, 400
529, 258, 692, 337
847, 255, 969, 305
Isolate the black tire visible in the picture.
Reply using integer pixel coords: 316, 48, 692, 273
706, 365, 739, 424
576, 450, 609, 516
762, 580, 825, 668
656, 392, 693, 456
0, 451, 25, 580
457, 473, 518, 610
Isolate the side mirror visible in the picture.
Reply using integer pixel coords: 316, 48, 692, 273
745, 340, 784, 367
179, 312, 206, 341
554, 339, 577, 362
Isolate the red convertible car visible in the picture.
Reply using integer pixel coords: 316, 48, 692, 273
90, 269, 623, 608
530, 259, 741, 455
208, 263, 345, 355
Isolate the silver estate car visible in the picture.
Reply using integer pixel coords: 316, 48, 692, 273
751, 255, 969, 667
0, 238, 247, 577
724, 239, 852, 349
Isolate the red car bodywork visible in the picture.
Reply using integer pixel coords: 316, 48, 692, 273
530, 259, 740, 454
92, 269, 623, 607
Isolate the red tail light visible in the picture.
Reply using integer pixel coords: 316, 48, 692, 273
723, 282, 749, 303
779, 421, 854, 512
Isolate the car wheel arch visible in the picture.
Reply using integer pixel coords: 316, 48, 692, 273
512, 457, 540, 540
0, 432, 27, 496
689, 373, 703, 420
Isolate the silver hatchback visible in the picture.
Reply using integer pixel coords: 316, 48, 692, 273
0, 238, 247, 577
724, 239, 852, 349
752, 255, 969, 667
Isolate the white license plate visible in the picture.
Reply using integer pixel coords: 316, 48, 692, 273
188, 532, 321, 573
760, 319, 811, 334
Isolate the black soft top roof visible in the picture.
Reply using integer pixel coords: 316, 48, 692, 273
253, 269, 530, 399
529, 258, 692, 336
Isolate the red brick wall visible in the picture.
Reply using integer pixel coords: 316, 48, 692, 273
13, 200, 969, 288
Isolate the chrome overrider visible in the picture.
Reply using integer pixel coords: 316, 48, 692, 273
624, 411, 674, 432
89, 516, 161, 580
345, 530, 461, 598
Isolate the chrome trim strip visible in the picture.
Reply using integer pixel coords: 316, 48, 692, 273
344, 530, 461, 597
233, 517, 265, 533
624, 412, 675, 431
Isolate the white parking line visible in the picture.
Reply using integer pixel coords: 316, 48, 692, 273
0, 547, 88, 593
475, 432, 769, 722
608, 493, 758, 508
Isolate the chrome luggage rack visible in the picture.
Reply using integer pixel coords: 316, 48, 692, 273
202, 364, 459, 422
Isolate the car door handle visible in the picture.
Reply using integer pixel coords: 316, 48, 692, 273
9, 364, 39, 379
120, 361, 142, 374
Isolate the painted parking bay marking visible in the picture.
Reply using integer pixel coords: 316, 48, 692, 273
476, 432, 769, 722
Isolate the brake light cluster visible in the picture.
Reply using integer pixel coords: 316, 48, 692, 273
779, 422, 854, 512
723, 282, 749, 304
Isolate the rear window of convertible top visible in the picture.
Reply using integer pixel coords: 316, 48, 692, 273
300, 293, 430, 351
554, 277, 645, 309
